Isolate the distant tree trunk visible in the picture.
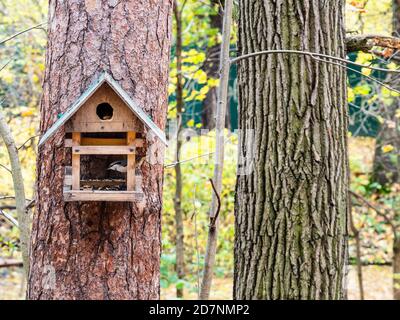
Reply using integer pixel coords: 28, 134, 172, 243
349, 204, 364, 300
28, 0, 172, 300
394, 236, 400, 300
372, 0, 400, 186
173, 0, 185, 299
201, 0, 223, 130
234, 0, 349, 300
372, 0, 400, 301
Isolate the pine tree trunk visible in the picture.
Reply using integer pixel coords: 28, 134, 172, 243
28, 0, 172, 300
234, 0, 349, 300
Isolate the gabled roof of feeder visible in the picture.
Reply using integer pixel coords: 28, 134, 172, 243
38, 72, 168, 146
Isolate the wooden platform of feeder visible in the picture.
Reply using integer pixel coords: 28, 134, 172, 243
65, 138, 143, 148
63, 190, 143, 202
80, 179, 125, 188
72, 145, 135, 155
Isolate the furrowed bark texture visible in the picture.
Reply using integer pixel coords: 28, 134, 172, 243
28, 0, 172, 300
234, 0, 349, 300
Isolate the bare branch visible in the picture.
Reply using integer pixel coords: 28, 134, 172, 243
0, 163, 12, 174
0, 208, 19, 227
0, 22, 46, 45
209, 179, 221, 228
0, 259, 23, 269
190, 186, 201, 299
349, 190, 396, 232
0, 205, 16, 210
371, 49, 400, 63
230, 49, 400, 94
0, 111, 29, 277
0, 59, 12, 73
164, 152, 214, 168
346, 34, 400, 53
230, 49, 400, 74
348, 205, 365, 300
18, 134, 39, 150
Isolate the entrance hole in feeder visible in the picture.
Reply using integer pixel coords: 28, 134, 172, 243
96, 103, 114, 120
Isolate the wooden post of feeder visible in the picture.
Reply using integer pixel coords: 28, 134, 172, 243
126, 131, 136, 191
72, 132, 81, 190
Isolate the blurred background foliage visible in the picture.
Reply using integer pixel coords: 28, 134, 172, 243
0, 0, 399, 299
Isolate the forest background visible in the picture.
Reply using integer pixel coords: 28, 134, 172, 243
0, 0, 398, 299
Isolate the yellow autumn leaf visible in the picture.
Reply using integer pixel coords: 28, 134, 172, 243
382, 144, 394, 153
193, 70, 207, 84
355, 52, 373, 65
348, 88, 355, 103
199, 86, 209, 95
168, 84, 175, 95
361, 68, 372, 76
187, 119, 195, 127
32, 74, 40, 84
195, 94, 206, 101
21, 108, 35, 117
377, 116, 385, 124
208, 78, 220, 88
0, 69, 14, 84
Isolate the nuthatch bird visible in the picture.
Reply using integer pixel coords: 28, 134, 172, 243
107, 160, 127, 173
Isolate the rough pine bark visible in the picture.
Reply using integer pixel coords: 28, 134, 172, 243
28, 0, 172, 300
234, 0, 349, 300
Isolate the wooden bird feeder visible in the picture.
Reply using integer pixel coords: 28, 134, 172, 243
38, 72, 167, 202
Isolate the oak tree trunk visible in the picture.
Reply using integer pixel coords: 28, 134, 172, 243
28, 0, 172, 300
234, 0, 349, 300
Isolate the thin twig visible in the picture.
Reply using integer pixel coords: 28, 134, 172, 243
209, 179, 221, 228
350, 190, 396, 232
18, 135, 39, 150
0, 163, 12, 174
164, 134, 237, 169
230, 49, 400, 73
0, 208, 19, 227
0, 22, 47, 45
164, 152, 215, 168
0, 59, 12, 73
0, 259, 23, 269
231, 50, 400, 94
0, 196, 32, 202
348, 206, 365, 300
0, 205, 16, 210
26, 199, 35, 210
190, 186, 201, 299
347, 64, 400, 95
